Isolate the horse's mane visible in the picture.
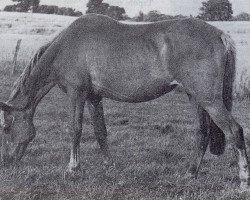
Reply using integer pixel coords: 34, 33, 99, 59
9, 42, 51, 101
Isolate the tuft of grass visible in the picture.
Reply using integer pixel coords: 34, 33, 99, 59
235, 68, 250, 100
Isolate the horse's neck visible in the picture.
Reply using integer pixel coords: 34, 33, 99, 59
27, 82, 56, 117
8, 71, 55, 111
32, 82, 55, 109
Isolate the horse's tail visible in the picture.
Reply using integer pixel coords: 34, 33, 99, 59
221, 33, 236, 112
208, 33, 236, 155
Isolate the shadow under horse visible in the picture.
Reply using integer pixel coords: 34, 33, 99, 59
0, 14, 249, 189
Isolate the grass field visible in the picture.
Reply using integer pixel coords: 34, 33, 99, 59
0, 12, 250, 199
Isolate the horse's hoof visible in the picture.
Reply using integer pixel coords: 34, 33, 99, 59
64, 165, 85, 181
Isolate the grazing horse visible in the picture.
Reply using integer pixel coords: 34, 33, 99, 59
0, 14, 249, 189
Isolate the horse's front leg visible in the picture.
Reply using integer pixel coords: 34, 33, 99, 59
87, 98, 111, 164
66, 89, 86, 173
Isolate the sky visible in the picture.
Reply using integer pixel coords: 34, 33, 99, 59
0, 0, 249, 17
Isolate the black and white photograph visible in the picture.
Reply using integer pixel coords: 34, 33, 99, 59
0, 0, 250, 199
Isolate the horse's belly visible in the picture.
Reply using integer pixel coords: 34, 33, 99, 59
93, 77, 175, 103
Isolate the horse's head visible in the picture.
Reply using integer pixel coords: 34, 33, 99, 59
0, 103, 35, 163
0, 110, 33, 139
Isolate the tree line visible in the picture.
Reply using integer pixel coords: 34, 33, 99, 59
2, 0, 250, 21
3, 0, 82, 16
133, 0, 250, 22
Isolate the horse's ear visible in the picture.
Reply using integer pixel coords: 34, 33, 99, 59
0, 102, 13, 112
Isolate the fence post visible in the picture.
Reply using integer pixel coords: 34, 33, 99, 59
12, 39, 22, 75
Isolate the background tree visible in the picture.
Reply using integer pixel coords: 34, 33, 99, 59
136, 11, 144, 22
86, 0, 109, 15
11, 0, 40, 12
106, 6, 125, 20
144, 10, 168, 22
198, 0, 233, 21
233, 12, 250, 21
31, 0, 40, 12
12, 0, 29, 12
130, 10, 186, 22
4, 5, 18, 11
86, 0, 126, 20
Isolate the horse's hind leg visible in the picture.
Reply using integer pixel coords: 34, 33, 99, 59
202, 100, 250, 189
87, 97, 110, 164
188, 95, 210, 178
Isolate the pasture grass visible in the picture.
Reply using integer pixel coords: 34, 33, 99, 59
0, 12, 250, 199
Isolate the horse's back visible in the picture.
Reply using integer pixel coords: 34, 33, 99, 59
71, 14, 222, 39
66, 14, 152, 38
